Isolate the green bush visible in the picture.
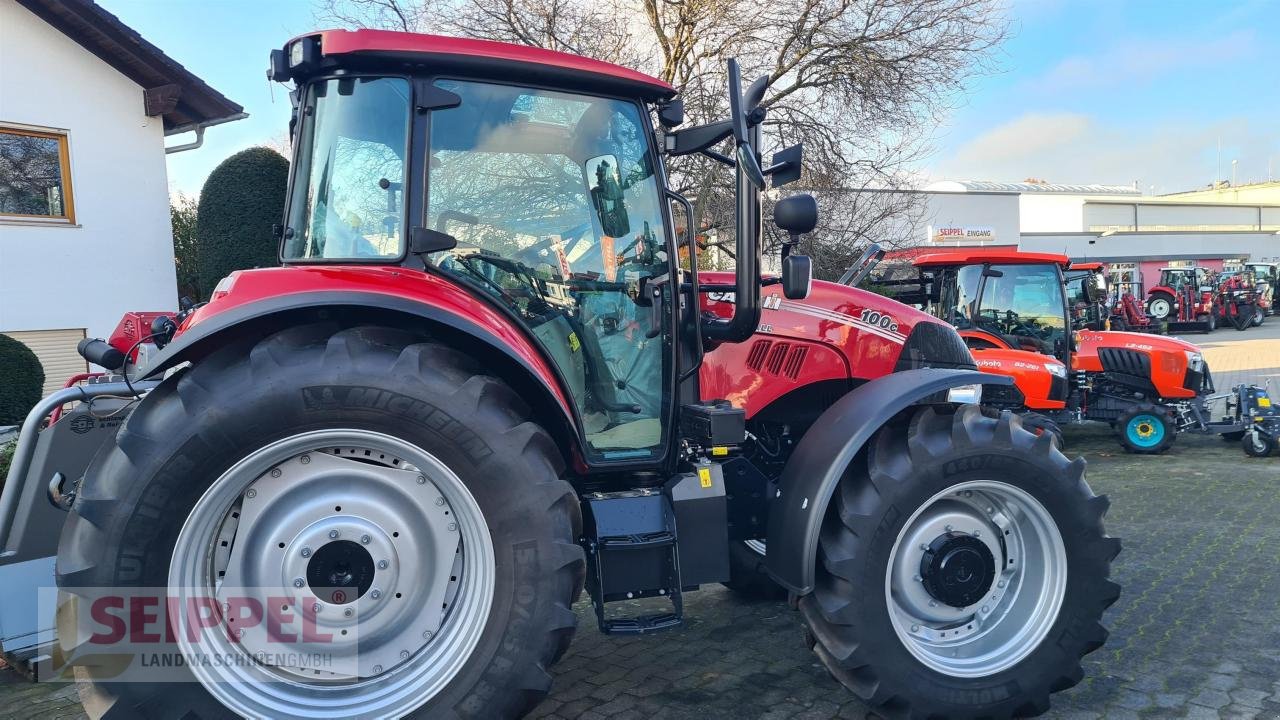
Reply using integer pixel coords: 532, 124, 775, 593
0, 334, 44, 426
195, 147, 289, 299
171, 192, 201, 300
0, 440, 13, 485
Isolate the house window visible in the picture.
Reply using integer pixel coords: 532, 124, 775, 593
0, 126, 76, 224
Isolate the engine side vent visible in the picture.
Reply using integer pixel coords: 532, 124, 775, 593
1098, 347, 1151, 378
746, 340, 772, 370
783, 346, 808, 379
765, 342, 791, 375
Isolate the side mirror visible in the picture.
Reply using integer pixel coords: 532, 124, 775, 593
658, 98, 684, 129
782, 254, 812, 300
773, 194, 818, 235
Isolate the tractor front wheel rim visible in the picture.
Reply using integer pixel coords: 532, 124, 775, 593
168, 429, 495, 718
885, 480, 1067, 678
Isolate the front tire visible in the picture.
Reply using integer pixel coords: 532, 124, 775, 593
1146, 292, 1174, 320
1116, 404, 1176, 454
57, 324, 585, 719
799, 405, 1120, 719
1242, 430, 1277, 457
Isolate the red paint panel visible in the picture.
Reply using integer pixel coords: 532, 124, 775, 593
914, 250, 1070, 268
698, 275, 946, 418
178, 266, 573, 415
309, 30, 675, 97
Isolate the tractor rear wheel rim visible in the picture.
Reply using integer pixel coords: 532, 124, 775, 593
885, 480, 1067, 678
168, 429, 495, 718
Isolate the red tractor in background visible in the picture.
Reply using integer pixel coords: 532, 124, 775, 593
0, 30, 1120, 720
1145, 266, 1218, 333
1247, 262, 1278, 316
1215, 269, 1264, 329
1067, 262, 1157, 333
883, 250, 1215, 454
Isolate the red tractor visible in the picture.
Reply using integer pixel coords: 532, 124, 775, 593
1067, 262, 1157, 333
885, 250, 1215, 454
1145, 266, 1218, 333
1247, 262, 1278, 316
0, 31, 1119, 720
1216, 269, 1263, 329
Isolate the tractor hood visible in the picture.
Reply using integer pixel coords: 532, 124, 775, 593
969, 347, 1068, 411
699, 274, 977, 416
1074, 329, 1206, 400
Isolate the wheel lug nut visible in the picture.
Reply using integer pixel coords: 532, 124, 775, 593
910, 624, 920, 633
400, 650, 410, 660
344, 608, 354, 618
361, 534, 371, 545
370, 589, 382, 600
973, 530, 981, 537
435, 497, 445, 506
998, 580, 1007, 588
301, 547, 312, 558
312, 602, 321, 613
300, 455, 311, 464
270, 468, 282, 478
447, 522, 457, 532
423, 630, 433, 640
372, 664, 383, 673
293, 578, 305, 588
981, 605, 989, 614
378, 560, 389, 570
329, 530, 340, 539
416, 475, 427, 485
246, 489, 257, 499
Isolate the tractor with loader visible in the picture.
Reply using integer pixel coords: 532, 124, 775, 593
0, 30, 1120, 720
1145, 266, 1219, 333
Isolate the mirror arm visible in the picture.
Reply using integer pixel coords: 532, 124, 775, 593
700, 148, 736, 167
664, 119, 734, 156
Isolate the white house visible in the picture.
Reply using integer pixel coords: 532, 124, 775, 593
0, 0, 244, 393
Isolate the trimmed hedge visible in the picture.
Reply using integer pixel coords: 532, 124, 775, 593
195, 147, 289, 299
0, 334, 44, 426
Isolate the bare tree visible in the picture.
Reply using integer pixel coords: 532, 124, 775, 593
319, 0, 1005, 277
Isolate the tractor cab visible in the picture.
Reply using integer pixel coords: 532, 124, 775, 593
913, 251, 1073, 365
265, 30, 810, 465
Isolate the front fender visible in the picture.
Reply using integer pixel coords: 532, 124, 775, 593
764, 368, 1012, 594
138, 271, 580, 463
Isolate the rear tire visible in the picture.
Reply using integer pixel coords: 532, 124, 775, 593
57, 324, 585, 719
799, 406, 1119, 719
1021, 412, 1065, 450
1116, 404, 1176, 454
1252, 305, 1266, 327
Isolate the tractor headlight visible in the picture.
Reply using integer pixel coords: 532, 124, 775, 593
1044, 362, 1067, 378
1184, 350, 1204, 372
946, 384, 983, 405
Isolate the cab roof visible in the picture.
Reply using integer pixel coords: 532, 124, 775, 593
1071, 262, 1104, 271
303, 30, 677, 101
912, 248, 1071, 269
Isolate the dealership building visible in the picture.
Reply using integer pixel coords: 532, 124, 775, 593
881, 180, 1280, 290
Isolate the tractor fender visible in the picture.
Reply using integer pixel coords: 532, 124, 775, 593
763, 367, 1012, 594
139, 289, 581, 460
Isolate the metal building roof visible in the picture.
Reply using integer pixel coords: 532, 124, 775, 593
926, 180, 1142, 196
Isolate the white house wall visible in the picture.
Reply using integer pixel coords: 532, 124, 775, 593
0, 0, 178, 342
914, 191, 1021, 246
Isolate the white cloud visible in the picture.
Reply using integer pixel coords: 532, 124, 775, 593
929, 112, 1280, 194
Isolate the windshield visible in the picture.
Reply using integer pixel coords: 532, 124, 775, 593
284, 77, 411, 261
426, 79, 670, 462
940, 264, 1066, 357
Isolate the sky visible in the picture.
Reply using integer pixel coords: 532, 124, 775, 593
99, 0, 1280, 198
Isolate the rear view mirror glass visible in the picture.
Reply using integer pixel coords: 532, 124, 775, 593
586, 154, 630, 237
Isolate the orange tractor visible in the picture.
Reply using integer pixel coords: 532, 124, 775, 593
878, 249, 1215, 453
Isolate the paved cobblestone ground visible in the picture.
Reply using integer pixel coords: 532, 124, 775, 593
3, 321, 1279, 719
